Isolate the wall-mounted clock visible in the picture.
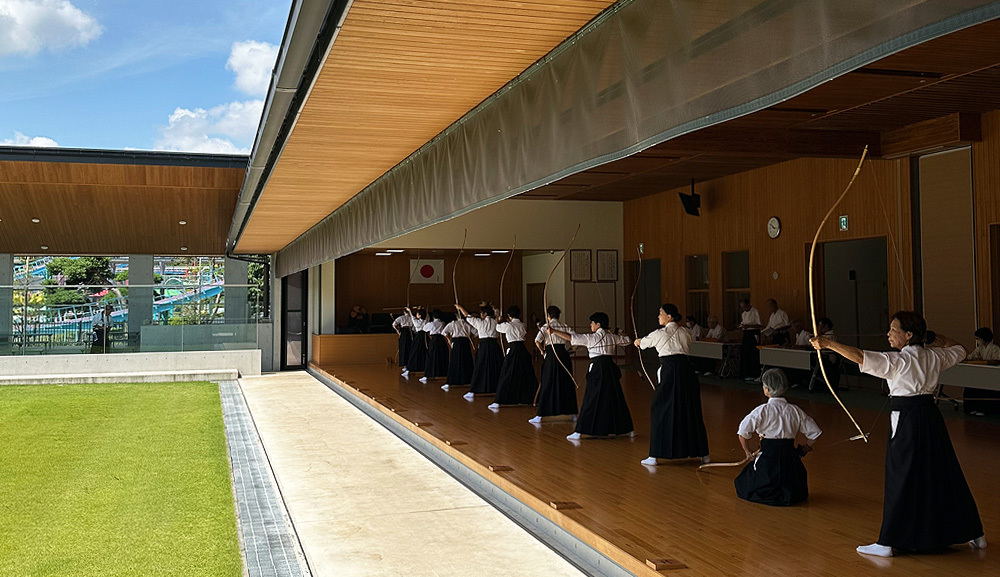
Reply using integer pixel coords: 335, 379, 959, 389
767, 216, 781, 239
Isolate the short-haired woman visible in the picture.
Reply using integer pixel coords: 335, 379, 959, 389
812, 311, 986, 557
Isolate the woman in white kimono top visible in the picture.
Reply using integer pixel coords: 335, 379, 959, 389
635, 303, 710, 465
491, 306, 538, 408
548, 311, 633, 440
402, 308, 428, 376
734, 368, 821, 507
420, 310, 449, 382
441, 315, 475, 389
812, 310, 985, 558
456, 302, 503, 400
392, 312, 413, 368
531, 305, 577, 422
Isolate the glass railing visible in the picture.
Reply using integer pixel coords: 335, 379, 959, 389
0, 283, 269, 356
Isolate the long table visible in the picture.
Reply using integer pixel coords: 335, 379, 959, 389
939, 363, 1000, 392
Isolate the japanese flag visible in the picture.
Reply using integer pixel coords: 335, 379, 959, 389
410, 259, 444, 284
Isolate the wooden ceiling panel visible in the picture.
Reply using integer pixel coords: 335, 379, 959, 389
0, 160, 242, 255
237, 0, 617, 254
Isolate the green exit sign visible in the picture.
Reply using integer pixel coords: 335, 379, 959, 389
838, 215, 848, 231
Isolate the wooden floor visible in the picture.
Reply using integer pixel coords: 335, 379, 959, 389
312, 359, 998, 577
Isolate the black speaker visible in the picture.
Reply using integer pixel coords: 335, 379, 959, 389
678, 191, 700, 216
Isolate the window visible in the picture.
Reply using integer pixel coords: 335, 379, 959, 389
685, 254, 709, 325
723, 251, 750, 329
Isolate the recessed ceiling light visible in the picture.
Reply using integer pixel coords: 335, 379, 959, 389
474, 253, 490, 257
386, 249, 404, 253
31, 218, 40, 223
375, 252, 392, 256
40, 245, 48, 250
180, 247, 188, 251
491, 250, 509, 254
178, 220, 187, 225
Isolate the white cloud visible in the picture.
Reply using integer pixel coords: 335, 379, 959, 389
0, 0, 102, 57
154, 100, 263, 154
226, 40, 278, 97
1, 131, 58, 146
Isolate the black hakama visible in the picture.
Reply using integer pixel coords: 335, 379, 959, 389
424, 334, 449, 379
469, 337, 503, 394
740, 328, 761, 378
446, 337, 474, 385
574, 355, 634, 436
494, 341, 538, 405
734, 438, 808, 506
536, 344, 578, 417
877, 395, 983, 550
397, 327, 413, 367
406, 331, 428, 373
649, 355, 709, 459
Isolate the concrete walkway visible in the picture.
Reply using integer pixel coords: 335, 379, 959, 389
239, 372, 585, 577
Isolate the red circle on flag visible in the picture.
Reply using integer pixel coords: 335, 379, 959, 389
420, 264, 435, 278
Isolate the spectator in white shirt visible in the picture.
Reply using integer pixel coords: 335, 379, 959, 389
738, 299, 762, 379
685, 316, 704, 341
762, 299, 791, 345
964, 327, 1000, 416
703, 315, 726, 342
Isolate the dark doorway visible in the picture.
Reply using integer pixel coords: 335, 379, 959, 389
822, 237, 889, 351
628, 258, 660, 363
281, 269, 308, 370
526, 282, 546, 338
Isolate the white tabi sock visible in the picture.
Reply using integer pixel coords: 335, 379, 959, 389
566, 432, 581, 440
528, 416, 542, 424
463, 392, 475, 401
970, 535, 988, 549
488, 403, 500, 410
640, 457, 659, 466
857, 543, 893, 557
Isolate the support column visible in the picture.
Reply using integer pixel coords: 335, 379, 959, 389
0, 254, 12, 346
128, 255, 153, 349
225, 257, 249, 324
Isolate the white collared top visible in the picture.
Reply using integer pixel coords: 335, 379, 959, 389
570, 328, 631, 358
497, 318, 527, 342
968, 341, 1000, 362
795, 329, 811, 346
465, 315, 499, 338
411, 317, 427, 332
639, 322, 691, 356
688, 323, 704, 340
765, 309, 790, 330
442, 318, 474, 340
705, 324, 726, 341
392, 314, 412, 329
861, 344, 967, 396
738, 397, 822, 441
425, 319, 445, 335
741, 307, 761, 327
536, 319, 571, 346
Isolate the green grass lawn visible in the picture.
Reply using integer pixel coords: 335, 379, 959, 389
0, 383, 241, 576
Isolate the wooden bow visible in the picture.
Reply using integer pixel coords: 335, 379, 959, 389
498, 235, 516, 354
453, 229, 467, 306
808, 145, 869, 443
697, 450, 760, 471
544, 225, 581, 389
631, 246, 656, 390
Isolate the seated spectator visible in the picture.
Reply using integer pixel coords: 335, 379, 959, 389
964, 327, 1000, 416
703, 315, 726, 342
762, 299, 791, 345
686, 315, 704, 341
967, 327, 1000, 362
348, 305, 369, 334
791, 319, 811, 347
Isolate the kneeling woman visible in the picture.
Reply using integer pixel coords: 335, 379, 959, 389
634, 303, 710, 465
734, 368, 821, 506
812, 311, 986, 557
491, 306, 538, 408
531, 305, 578, 423
548, 312, 633, 440
420, 309, 449, 382
456, 303, 503, 401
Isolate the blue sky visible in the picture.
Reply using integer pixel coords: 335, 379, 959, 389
0, 0, 291, 152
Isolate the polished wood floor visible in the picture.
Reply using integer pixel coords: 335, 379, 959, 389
312, 358, 998, 577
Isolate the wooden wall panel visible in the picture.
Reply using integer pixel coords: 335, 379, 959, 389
334, 252, 523, 328
311, 333, 397, 364
624, 157, 913, 331
972, 110, 1000, 329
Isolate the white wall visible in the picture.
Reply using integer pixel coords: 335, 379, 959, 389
373, 199, 624, 332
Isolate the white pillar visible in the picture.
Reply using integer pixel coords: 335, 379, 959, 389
0, 254, 12, 346
224, 257, 249, 324
128, 255, 154, 348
